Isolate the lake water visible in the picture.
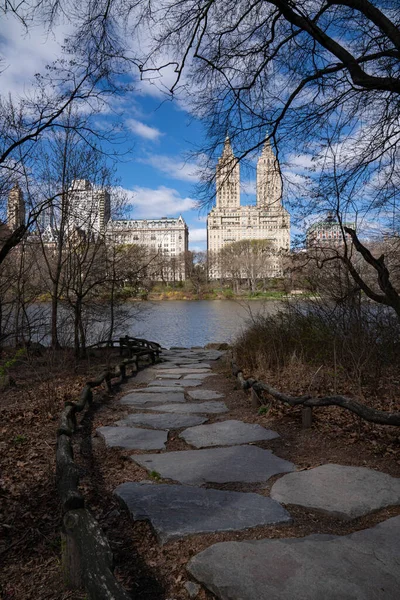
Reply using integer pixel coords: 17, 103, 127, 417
125, 300, 283, 348
20, 299, 285, 348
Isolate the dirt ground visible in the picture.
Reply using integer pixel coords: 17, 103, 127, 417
1, 349, 400, 599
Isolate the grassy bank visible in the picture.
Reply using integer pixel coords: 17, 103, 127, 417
146, 289, 294, 301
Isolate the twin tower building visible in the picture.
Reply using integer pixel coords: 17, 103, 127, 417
207, 136, 290, 278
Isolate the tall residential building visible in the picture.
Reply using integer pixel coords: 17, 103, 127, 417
108, 216, 189, 281
67, 180, 111, 235
7, 184, 25, 231
207, 137, 290, 278
216, 136, 240, 209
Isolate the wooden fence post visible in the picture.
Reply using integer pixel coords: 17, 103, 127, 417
62, 514, 82, 589
302, 407, 313, 428
251, 387, 261, 409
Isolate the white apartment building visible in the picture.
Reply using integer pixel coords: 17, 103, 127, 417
67, 179, 111, 235
108, 216, 189, 281
207, 137, 290, 278
7, 184, 25, 231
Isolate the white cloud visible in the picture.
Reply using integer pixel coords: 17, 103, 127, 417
189, 228, 207, 242
126, 118, 163, 141
241, 180, 256, 195
286, 153, 316, 173
0, 14, 73, 96
138, 154, 202, 182
123, 185, 196, 218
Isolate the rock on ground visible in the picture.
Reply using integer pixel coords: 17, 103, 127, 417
144, 401, 229, 414
115, 413, 208, 429
183, 373, 214, 380
271, 464, 400, 519
96, 426, 168, 450
153, 368, 211, 375
114, 482, 292, 543
186, 390, 224, 400
149, 379, 203, 388
180, 419, 279, 448
187, 516, 400, 600
119, 391, 186, 406
133, 445, 295, 485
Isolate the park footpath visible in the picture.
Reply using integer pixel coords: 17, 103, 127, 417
95, 347, 400, 600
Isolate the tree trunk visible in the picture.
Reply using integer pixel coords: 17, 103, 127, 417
51, 288, 60, 349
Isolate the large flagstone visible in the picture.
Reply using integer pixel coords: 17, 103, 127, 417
180, 420, 279, 448
271, 464, 400, 519
186, 390, 224, 400
133, 445, 295, 485
182, 373, 214, 380
96, 426, 168, 450
116, 413, 208, 429
148, 379, 203, 388
154, 368, 211, 375
187, 516, 400, 600
129, 386, 189, 394
119, 391, 185, 406
114, 482, 291, 543
144, 401, 229, 414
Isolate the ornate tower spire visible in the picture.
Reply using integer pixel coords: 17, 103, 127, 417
216, 136, 240, 209
256, 137, 282, 209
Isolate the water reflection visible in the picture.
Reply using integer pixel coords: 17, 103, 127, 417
128, 300, 282, 348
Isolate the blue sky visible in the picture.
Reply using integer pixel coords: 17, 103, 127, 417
111, 94, 211, 251
1, 8, 390, 250
0, 12, 308, 251
0, 15, 223, 251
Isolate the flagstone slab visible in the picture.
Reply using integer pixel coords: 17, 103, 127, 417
162, 363, 211, 369
133, 445, 295, 485
148, 379, 203, 388
183, 373, 214, 380
135, 386, 191, 394
155, 368, 211, 375
145, 401, 229, 415
187, 516, 400, 600
186, 390, 224, 401
119, 392, 186, 406
116, 413, 208, 429
114, 482, 292, 543
271, 464, 400, 519
155, 373, 183, 379
180, 420, 280, 448
96, 426, 168, 450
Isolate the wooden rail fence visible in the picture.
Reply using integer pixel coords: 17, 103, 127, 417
231, 360, 400, 428
56, 337, 161, 599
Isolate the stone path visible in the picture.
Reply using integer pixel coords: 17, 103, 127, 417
187, 516, 400, 600
95, 346, 400, 599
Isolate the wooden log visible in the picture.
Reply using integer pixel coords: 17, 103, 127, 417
119, 364, 126, 381
56, 434, 84, 512
250, 386, 261, 409
231, 361, 241, 377
87, 372, 107, 388
58, 405, 77, 437
105, 373, 112, 393
237, 371, 250, 390
63, 509, 131, 599
62, 529, 82, 589
302, 407, 313, 428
